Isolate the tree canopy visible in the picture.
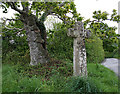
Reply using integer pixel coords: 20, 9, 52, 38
1, 1, 82, 27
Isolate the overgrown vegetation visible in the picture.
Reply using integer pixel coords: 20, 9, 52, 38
47, 23, 105, 63
1, 4, 120, 92
2, 60, 119, 92
2, 23, 119, 92
87, 64, 119, 92
2, 21, 119, 93
85, 34, 105, 63
84, 10, 120, 59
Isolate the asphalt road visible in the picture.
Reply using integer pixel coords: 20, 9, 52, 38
101, 58, 120, 77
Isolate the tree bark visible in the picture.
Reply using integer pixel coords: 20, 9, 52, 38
20, 14, 50, 65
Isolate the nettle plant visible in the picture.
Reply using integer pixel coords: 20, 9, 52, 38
84, 10, 120, 52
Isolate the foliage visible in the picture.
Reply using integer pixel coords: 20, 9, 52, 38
85, 34, 104, 63
1, 2, 83, 29
2, 60, 73, 92
3, 63, 100, 93
2, 59, 119, 92
1, 2, 120, 93
2, 15, 30, 65
3, 49, 73, 77
47, 23, 73, 61
1, 1, 83, 65
104, 47, 120, 59
2, 18, 29, 58
47, 23, 104, 63
2, 64, 50, 92
2, 50, 30, 65
84, 10, 120, 52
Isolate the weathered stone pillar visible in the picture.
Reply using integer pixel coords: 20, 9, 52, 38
67, 21, 87, 77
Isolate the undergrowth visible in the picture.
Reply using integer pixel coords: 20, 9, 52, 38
2, 61, 119, 92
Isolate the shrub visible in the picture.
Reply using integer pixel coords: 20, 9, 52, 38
85, 34, 105, 63
2, 27, 29, 60
2, 50, 30, 65
47, 23, 73, 61
47, 23, 105, 63
104, 48, 120, 59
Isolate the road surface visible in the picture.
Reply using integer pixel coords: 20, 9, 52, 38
101, 58, 120, 77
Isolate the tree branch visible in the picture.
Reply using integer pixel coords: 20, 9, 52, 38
2, 18, 25, 32
2, 17, 20, 22
58, 2, 66, 8
50, 13, 72, 24
39, 10, 53, 22
21, 2, 29, 13
3, 25, 25, 31
7, 2, 27, 14
38, 2, 67, 23
50, 13, 64, 21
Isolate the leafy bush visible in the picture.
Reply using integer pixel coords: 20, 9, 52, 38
85, 34, 104, 63
2, 50, 30, 65
2, 25, 29, 60
47, 23, 73, 61
85, 10, 120, 52
104, 39, 120, 59
47, 23, 105, 63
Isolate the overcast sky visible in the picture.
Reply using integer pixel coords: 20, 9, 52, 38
0, 0, 120, 33
74, 0, 120, 34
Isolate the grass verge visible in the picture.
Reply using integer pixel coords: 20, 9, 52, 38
2, 61, 119, 92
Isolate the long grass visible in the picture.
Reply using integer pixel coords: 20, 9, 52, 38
87, 63, 119, 92
2, 62, 119, 92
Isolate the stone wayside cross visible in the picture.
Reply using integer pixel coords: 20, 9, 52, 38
67, 21, 88, 77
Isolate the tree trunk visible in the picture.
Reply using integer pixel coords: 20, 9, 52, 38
20, 14, 50, 65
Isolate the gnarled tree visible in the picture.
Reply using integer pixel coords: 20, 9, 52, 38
1, 1, 82, 65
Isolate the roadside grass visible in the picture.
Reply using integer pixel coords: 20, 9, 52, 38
87, 63, 119, 92
2, 61, 119, 92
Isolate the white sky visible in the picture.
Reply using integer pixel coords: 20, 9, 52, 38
74, 0, 120, 34
0, 0, 120, 33
75, 0, 119, 20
